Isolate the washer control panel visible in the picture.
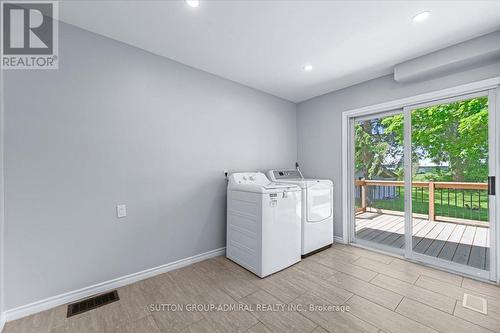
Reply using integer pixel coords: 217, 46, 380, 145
232, 172, 269, 185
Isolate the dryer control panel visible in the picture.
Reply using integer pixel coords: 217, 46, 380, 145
272, 170, 302, 180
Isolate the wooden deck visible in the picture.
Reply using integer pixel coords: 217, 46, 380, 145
355, 212, 490, 270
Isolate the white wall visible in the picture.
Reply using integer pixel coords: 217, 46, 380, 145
2, 23, 297, 310
297, 60, 500, 238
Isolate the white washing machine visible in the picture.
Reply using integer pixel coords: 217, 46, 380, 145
226, 172, 301, 277
268, 169, 334, 256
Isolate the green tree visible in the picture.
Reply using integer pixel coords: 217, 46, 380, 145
410, 97, 488, 182
355, 118, 402, 180
355, 97, 489, 182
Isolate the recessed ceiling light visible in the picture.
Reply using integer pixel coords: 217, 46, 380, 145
303, 64, 313, 72
186, 0, 200, 8
412, 11, 431, 23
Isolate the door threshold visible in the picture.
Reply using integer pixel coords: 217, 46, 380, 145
350, 240, 404, 258
347, 243, 406, 259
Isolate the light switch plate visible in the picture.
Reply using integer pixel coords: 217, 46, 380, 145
116, 204, 127, 218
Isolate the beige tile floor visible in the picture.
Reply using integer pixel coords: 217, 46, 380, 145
3, 244, 500, 333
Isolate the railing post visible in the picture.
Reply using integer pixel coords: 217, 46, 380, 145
428, 182, 435, 221
361, 181, 367, 212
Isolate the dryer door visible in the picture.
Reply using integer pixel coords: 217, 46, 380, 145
306, 183, 333, 222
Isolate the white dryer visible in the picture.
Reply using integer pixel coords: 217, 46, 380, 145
268, 169, 333, 256
227, 172, 302, 277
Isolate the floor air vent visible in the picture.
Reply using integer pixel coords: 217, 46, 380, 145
67, 290, 120, 317
462, 293, 487, 314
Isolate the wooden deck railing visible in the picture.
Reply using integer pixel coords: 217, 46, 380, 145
355, 179, 488, 222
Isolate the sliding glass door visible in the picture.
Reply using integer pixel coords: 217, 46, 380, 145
405, 91, 495, 278
351, 89, 497, 279
353, 110, 406, 253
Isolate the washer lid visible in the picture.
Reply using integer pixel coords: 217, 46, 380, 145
267, 170, 333, 187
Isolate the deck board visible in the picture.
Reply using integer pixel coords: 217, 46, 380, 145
365, 219, 403, 242
452, 226, 476, 265
414, 223, 446, 254
423, 223, 455, 257
438, 224, 466, 261
380, 219, 423, 246
355, 212, 490, 271
371, 219, 405, 243
468, 227, 487, 269
357, 215, 399, 239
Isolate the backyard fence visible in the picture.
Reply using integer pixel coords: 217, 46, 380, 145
354, 180, 489, 223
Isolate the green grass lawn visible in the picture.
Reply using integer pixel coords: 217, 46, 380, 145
363, 187, 489, 222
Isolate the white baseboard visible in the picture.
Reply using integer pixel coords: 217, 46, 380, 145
334, 236, 346, 244
4, 247, 226, 322
0, 312, 5, 332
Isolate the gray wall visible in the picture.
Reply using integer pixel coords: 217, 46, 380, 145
3, 23, 297, 309
297, 61, 500, 238
1, 64, 5, 322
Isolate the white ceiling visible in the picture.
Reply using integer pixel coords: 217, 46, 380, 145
59, 0, 500, 102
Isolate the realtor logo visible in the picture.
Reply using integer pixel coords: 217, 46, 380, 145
1, 1, 59, 69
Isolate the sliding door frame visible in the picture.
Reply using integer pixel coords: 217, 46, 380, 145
403, 90, 495, 280
342, 77, 500, 282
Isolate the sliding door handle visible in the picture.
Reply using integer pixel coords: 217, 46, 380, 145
488, 176, 496, 195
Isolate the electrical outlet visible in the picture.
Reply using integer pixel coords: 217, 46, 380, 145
116, 204, 127, 218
